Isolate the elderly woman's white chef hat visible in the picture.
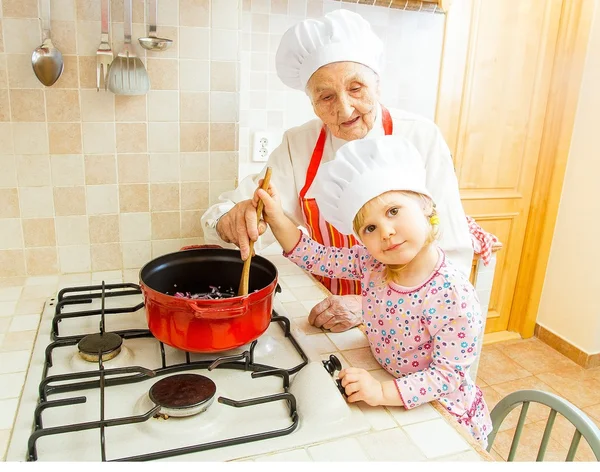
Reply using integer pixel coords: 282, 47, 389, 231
275, 10, 384, 91
313, 135, 433, 236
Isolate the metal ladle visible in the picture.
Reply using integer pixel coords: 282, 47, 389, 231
138, 0, 173, 52
31, 0, 64, 86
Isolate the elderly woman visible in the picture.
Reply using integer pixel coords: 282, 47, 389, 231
201, 10, 472, 333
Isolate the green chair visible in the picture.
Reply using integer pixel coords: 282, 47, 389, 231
486, 389, 600, 461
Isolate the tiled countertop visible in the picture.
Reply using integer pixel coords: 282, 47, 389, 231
0, 247, 493, 462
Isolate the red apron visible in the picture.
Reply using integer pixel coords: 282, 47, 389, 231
299, 105, 393, 295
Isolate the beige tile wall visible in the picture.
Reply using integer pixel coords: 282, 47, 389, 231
0, 0, 241, 277
0, 0, 445, 277
238, 0, 445, 176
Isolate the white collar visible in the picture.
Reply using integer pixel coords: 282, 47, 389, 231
330, 102, 384, 153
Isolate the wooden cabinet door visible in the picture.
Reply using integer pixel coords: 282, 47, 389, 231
436, 0, 564, 333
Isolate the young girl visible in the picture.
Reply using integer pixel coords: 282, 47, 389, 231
254, 135, 492, 448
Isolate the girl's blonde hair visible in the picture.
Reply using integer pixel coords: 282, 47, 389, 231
352, 191, 440, 284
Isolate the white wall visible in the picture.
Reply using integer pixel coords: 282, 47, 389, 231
238, 0, 445, 180
536, 0, 600, 355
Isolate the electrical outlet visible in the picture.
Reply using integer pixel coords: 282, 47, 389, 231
252, 131, 277, 162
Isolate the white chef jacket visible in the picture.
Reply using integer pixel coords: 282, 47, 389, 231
201, 103, 473, 277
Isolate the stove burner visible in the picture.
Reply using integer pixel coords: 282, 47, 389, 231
77, 332, 123, 363
149, 374, 217, 418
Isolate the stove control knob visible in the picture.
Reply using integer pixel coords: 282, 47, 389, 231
322, 354, 342, 376
322, 355, 347, 398
336, 378, 347, 398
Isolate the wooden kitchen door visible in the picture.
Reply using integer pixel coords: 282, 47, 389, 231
435, 0, 594, 336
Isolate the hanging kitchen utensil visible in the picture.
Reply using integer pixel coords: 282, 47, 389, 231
107, 0, 150, 95
138, 0, 173, 51
96, 0, 113, 91
238, 167, 273, 296
31, 0, 64, 86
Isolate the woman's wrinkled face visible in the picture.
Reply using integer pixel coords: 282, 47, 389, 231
306, 62, 380, 141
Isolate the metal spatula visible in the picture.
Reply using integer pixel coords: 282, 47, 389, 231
107, 0, 149, 95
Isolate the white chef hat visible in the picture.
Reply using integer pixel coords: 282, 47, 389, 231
313, 135, 433, 236
275, 10, 384, 91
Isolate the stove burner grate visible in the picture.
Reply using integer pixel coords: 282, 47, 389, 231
26, 282, 311, 462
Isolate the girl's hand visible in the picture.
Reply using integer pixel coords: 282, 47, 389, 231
253, 180, 285, 227
252, 178, 301, 254
339, 367, 385, 406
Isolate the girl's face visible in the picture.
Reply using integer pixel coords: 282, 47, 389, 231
355, 191, 432, 265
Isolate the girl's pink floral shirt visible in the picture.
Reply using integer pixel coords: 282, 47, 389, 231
285, 234, 492, 446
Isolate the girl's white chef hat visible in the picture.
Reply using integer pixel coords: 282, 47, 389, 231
313, 135, 433, 236
275, 10, 384, 91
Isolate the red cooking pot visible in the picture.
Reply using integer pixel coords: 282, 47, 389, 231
139, 246, 279, 353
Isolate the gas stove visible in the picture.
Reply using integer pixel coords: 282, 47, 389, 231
7, 283, 370, 461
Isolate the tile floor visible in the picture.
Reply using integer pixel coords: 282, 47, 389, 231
477, 338, 600, 462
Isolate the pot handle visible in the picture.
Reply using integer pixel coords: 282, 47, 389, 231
187, 300, 248, 319
180, 244, 223, 251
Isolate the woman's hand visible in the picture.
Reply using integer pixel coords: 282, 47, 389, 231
339, 368, 384, 406
216, 199, 267, 260
308, 295, 363, 332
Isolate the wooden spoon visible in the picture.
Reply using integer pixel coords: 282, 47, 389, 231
238, 167, 273, 296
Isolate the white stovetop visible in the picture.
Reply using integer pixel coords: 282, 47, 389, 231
0, 247, 490, 462
7, 289, 371, 461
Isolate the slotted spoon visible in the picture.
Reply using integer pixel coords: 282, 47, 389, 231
107, 0, 149, 95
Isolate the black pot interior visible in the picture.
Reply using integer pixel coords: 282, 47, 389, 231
139, 249, 278, 297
